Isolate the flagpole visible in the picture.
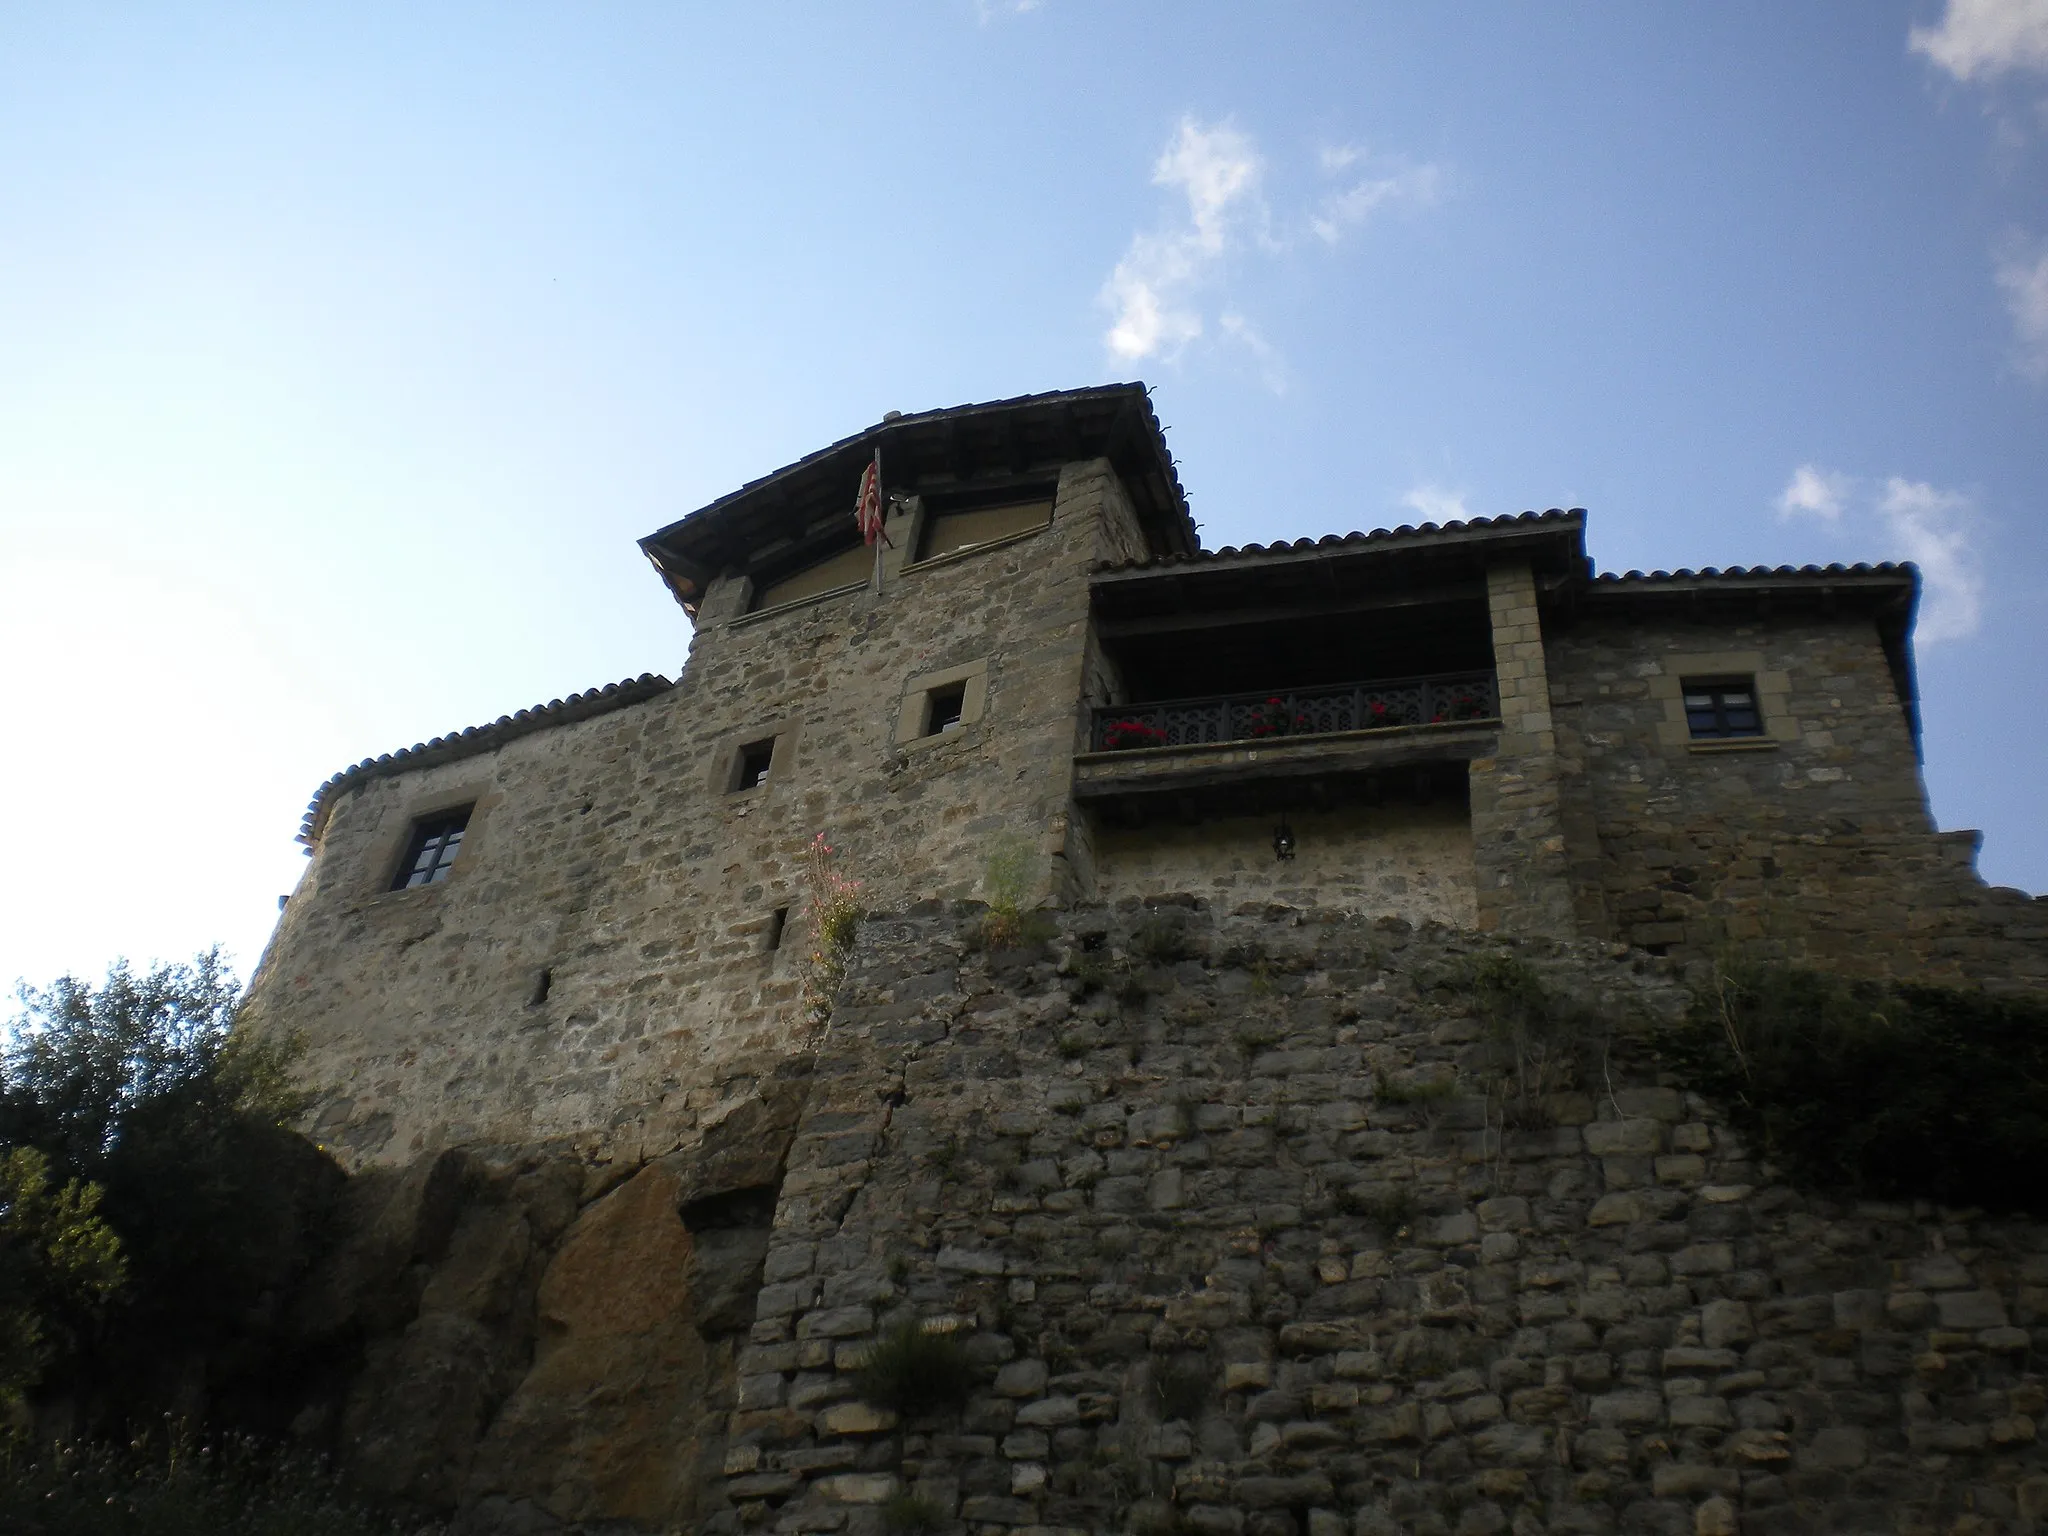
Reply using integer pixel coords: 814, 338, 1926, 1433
869, 444, 886, 595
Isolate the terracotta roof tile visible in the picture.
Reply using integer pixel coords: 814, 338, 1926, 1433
298, 673, 674, 849
1594, 561, 1913, 584
1094, 508, 1584, 573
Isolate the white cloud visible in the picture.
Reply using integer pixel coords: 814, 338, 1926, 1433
1401, 483, 1470, 522
1101, 118, 1264, 361
1878, 477, 1985, 642
974, 0, 1042, 20
1776, 464, 1850, 521
1910, 0, 2048, 81
1100, 120, 1441, 366
1155, 118, 1262, 252
1995, 240, 2048, 376
1310, 150, 1441, 245
1770, 466, 1986, 643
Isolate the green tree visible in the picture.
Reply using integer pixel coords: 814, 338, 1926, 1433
0, 951, 341, 1411
0, 1147, 125, 1404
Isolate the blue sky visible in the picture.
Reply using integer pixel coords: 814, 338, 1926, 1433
2, 2, 2044, 989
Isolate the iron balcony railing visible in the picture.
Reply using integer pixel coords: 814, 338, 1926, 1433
1089, 670, 1499, 752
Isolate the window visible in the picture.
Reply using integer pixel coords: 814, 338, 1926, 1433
924, 682, 967, 736
733, 737, 775, 791
749, 543, 871, 612
895, 659, 989, 746
392, 808, 471, 890
1682, 678, 1764, 740
915, 499, 1052, 563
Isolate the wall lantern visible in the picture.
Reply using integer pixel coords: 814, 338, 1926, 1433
1272, 819, 1297, 860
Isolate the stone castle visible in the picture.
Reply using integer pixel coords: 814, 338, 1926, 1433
240, 384, 2048, 1534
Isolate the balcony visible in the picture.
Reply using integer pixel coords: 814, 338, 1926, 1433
1087, 671, 1497, 752
1075, 670, 1500, 819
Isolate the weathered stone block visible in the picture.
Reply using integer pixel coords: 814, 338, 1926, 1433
1934, 1289, 2008, 1329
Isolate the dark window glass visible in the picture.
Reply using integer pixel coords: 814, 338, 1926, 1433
925, 682, 966, 736
1682, 678, 1765, 740
734, 738, 775, 791
393, 808, 471, 890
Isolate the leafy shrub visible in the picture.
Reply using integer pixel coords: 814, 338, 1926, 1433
855, 1322, 974, 1415
0, 1429, 423, 1536
1660, 964, 2048, 1211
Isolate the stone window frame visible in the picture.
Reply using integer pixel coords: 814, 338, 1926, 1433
1649, 651, 1797, 752
713, 722, 801, 797
895, 658, 990, 751
371, 784, 492, 897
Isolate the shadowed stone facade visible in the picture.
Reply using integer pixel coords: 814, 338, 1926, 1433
234, 384, 2048, 1532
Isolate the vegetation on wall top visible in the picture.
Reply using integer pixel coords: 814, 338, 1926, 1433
1657, 963, 2048, 1213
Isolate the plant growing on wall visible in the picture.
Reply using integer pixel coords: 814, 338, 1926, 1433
1660, 963, 2048, 1211
855, 1321, 973, 1415
978, 834, 1055, 950
799, 834, 863, 1029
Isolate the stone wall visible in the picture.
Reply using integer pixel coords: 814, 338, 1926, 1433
1545, 615, 2048, 988
245, 456, 1148, 1171
713, 901, 2048, 1536
1470, 565, 1574, 941
1090, 803, 1476, 927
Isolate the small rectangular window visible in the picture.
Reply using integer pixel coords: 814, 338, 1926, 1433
924, 682, 967, 736
733, 737, 775, 791
392, 808, 471, 890
1682, 677, 1764, 740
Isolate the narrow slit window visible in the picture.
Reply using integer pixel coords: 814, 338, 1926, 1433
924, 682, 967, 736
733, 737, 775, 791
392, 808, 471, 890
1682, 677, 1764, 740
765, 906, 790, 953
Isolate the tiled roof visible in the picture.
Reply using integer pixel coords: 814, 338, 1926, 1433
641, 383, 1197, 609
297, 673, 674, 849
1594, 561, 1914, 585
663, 382, 1186, 534
1094, 509, 1584, 573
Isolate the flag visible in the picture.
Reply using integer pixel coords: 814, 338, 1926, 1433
854, 450, 883, 546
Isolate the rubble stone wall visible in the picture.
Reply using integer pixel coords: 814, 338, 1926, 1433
244, 457, 1144, 1171
716, 901, 2048, 1536
1544, 615, 2048, 989
1089, 803, 1476, 927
